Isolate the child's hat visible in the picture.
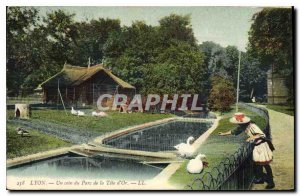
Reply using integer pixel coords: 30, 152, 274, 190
229, 112, 251, 124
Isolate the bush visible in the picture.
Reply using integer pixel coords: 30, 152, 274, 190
208, 76, 235, 112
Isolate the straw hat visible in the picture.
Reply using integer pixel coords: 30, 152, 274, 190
229, 112, 251, 124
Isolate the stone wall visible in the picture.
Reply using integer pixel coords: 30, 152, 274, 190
267, 71, 288, 104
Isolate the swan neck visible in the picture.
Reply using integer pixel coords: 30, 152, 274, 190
187, 138, 193, 145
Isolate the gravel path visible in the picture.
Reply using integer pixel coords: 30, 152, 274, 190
7, 119, 99, 144
251, 108, 294, 190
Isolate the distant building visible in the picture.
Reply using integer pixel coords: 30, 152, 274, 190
36, 64, 135, 106
267, 69, 288, 104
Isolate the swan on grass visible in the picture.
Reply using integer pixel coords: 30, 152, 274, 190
77, 110, 85, 116
92, 111, 108, 117
71, 107, 78, 115
174, 136, 196, 158
187, 154, 208, 174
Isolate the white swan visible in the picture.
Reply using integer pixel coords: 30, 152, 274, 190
187, 154, 206, 174
71, 107, 78, 115
77, 110, 85, 116
174, 136, 194, 150
174, 136, 195, 158
92, 111, 107, 117
99, 111, 108, 117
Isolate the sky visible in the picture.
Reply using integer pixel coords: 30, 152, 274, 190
36, 6, 263, 51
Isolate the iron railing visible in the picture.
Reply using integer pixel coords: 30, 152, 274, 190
185, 103, 271, 190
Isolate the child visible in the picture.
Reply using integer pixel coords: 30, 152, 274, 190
219, 112, 275, 189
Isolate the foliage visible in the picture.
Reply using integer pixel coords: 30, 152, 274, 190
142, 41, 206, 95
103, 21, 160, 90
7, 7, 284, 105
70, 18, 121, 65
103, 15, 202, 93
199, 41, 227, 78
199, 41, 268, 102
248, 8, 293, 103
158, 14, 197, 47
7, 7, 122, 94
239, 52, 267, 102
248, 8, 293, 74
208, 76, 235, 112
7, 7, 40, 95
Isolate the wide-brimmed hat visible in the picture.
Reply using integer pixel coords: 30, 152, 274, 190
229, 112, 251, 124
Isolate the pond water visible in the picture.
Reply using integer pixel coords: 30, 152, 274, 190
104, 120, 212, 152
7, 153, 167, 180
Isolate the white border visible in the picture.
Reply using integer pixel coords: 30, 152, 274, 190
1, 1, 299, 195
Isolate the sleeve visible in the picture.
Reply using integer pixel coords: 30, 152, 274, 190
249, 123, 265, 137
230, 126, 244, 135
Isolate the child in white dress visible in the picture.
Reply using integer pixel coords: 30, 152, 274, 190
219, 112, 275, 189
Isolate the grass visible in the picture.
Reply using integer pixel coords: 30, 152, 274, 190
168, 106, 267, 189
6, 107, 175, 158
266, 104, 294, 116
7, 123, 72, 159
7, 108, 175, 134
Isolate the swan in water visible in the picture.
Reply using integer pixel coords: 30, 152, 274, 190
71, 107, 78, 115
174, 136, 195, 158
187, 154, 207, 174
174, 136, 194, 150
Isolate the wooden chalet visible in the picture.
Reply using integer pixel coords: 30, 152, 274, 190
36, 64, 135, 106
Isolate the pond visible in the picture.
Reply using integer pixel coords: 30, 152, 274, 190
103, 120, 212, 152
7, 153, 167, 180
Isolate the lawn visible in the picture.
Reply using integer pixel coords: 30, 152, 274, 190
266, 104, 294, 116
168, 106, 267, 189
7, 108, 175, 134
7, 123, 72, 159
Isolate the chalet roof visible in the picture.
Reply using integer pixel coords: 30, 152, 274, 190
37, 64, 135, 89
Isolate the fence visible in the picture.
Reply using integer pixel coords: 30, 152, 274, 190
185, 103, 271, 190
6, 94, 43, 105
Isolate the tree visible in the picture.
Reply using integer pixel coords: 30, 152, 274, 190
199, 41, 228, 78
224, 46, 239, 84
42, 10, 76, 66
103, 21, 159, 90
248, 8, 293, 103
70, 18, 121, 65
22, 9, 76, 93
142, 41, 206, 95
239, 52, 267, 102
248, 8, 292, 73
6, 7, 40, 95
158, 14, 197, 47
208, 76, 235, 112
103, 14, 201, 93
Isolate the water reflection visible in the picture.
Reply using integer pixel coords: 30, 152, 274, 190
8, 154, 166, 180
105, 121, 212, 152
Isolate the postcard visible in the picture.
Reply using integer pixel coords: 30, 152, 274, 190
6, 6, 294, 191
